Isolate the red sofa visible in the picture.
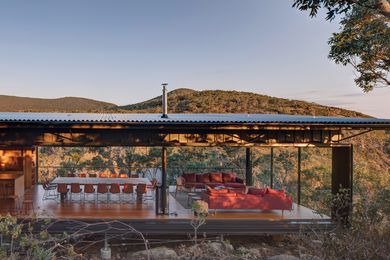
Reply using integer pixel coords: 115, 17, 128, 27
179, 172, 245, 190
201, 187, 293, 212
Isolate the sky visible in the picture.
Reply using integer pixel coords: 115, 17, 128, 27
0, 0, 389, 118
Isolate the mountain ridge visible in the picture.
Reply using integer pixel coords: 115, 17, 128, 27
0, 89, 369, 118
0, 95, 115, 112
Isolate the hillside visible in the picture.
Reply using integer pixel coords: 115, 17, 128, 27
0, 95, 115, 112
0, 89, 370, 118
119, 88, 368, 118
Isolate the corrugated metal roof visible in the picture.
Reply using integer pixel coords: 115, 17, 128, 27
0, 112, 389, 126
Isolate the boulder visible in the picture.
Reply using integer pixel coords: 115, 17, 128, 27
131, 246, 178, 260
267, 255, 299, 260
300, 254, 321, 260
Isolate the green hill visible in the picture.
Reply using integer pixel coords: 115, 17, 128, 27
0, 95, 115, 112
0, 88, 371, 118
119, 88, 368, 118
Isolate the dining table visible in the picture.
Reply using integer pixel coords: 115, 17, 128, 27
51, 177, 151, 185
51, 177, 152, 202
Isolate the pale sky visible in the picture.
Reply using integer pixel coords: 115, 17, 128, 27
0, 0, 389, 118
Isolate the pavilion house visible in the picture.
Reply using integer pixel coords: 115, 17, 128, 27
0, 111, 389, 235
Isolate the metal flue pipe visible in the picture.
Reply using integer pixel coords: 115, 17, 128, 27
161, 83, 168, 118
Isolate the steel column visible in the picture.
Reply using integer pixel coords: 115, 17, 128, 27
270, 147, 274, 188
35, 146, 39, 185
245, 148, 253, 186
161, 147, 168, 214
331, 145, 353, 225
297, 147, 301, 205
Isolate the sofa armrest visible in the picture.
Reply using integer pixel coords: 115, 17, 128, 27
235, 177, 244, 184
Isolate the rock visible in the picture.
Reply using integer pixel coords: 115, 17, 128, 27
247, 248, 261, 256
223, 242, 234, 253
300, 254, 321, 260
311, 240, 323, 247
267, 255, 299, 260
131, 246, 178, 260
207, 242, 224, 253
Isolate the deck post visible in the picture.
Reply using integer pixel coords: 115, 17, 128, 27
297, 147, 301, 205
161, 146, 168, 214
270, 147, 274, 188
331, 145, 353, 225
245, 147, 253, 186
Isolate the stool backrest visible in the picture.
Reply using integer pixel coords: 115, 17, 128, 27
137, 183, 147, 194
57, 184, 68, 193
97, 184, 108, 193
123, 184, 134, 193
110, 183, 120, 193
71, 183, 81, 193
84, 184, 95, 193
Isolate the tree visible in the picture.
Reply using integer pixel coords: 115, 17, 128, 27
293, 0, 390, 91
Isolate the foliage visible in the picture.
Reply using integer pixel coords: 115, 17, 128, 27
293, 0, 390, 91
0, 215, 78, 260
191, 200, 209, 245
295, 187, 390, 259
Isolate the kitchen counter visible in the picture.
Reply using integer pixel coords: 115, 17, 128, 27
0, 172, 24, 180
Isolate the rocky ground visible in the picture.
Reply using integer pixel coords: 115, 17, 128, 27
82, 235, 323, 260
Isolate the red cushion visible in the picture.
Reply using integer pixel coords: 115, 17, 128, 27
209, 172, 223, 183
196, 173, 210, 183
248, 188, 266, 196
183, 173, 196, 183
222, 172, 236, 183
266, 188, 285, 196
206, 185, 228, 195
224, 183, 246, 189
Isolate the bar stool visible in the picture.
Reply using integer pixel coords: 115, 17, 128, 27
122, 184, 135, 202
109, 183, 121, 203
57, 184, 69, 202
136, 183, 147, 204
5, 183, 14, 198
83, 184, 96, 203
145, 178, 158, 201
0, 183, 6, 199
97, 184, 109, 203
8, 195, 20, 216
70, 183, 82, 202
21, 198, 34, 216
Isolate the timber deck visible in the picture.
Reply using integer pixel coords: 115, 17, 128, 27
0, 185, 334, 235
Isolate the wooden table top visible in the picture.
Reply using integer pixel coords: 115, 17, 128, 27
51, 177, 151, 185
